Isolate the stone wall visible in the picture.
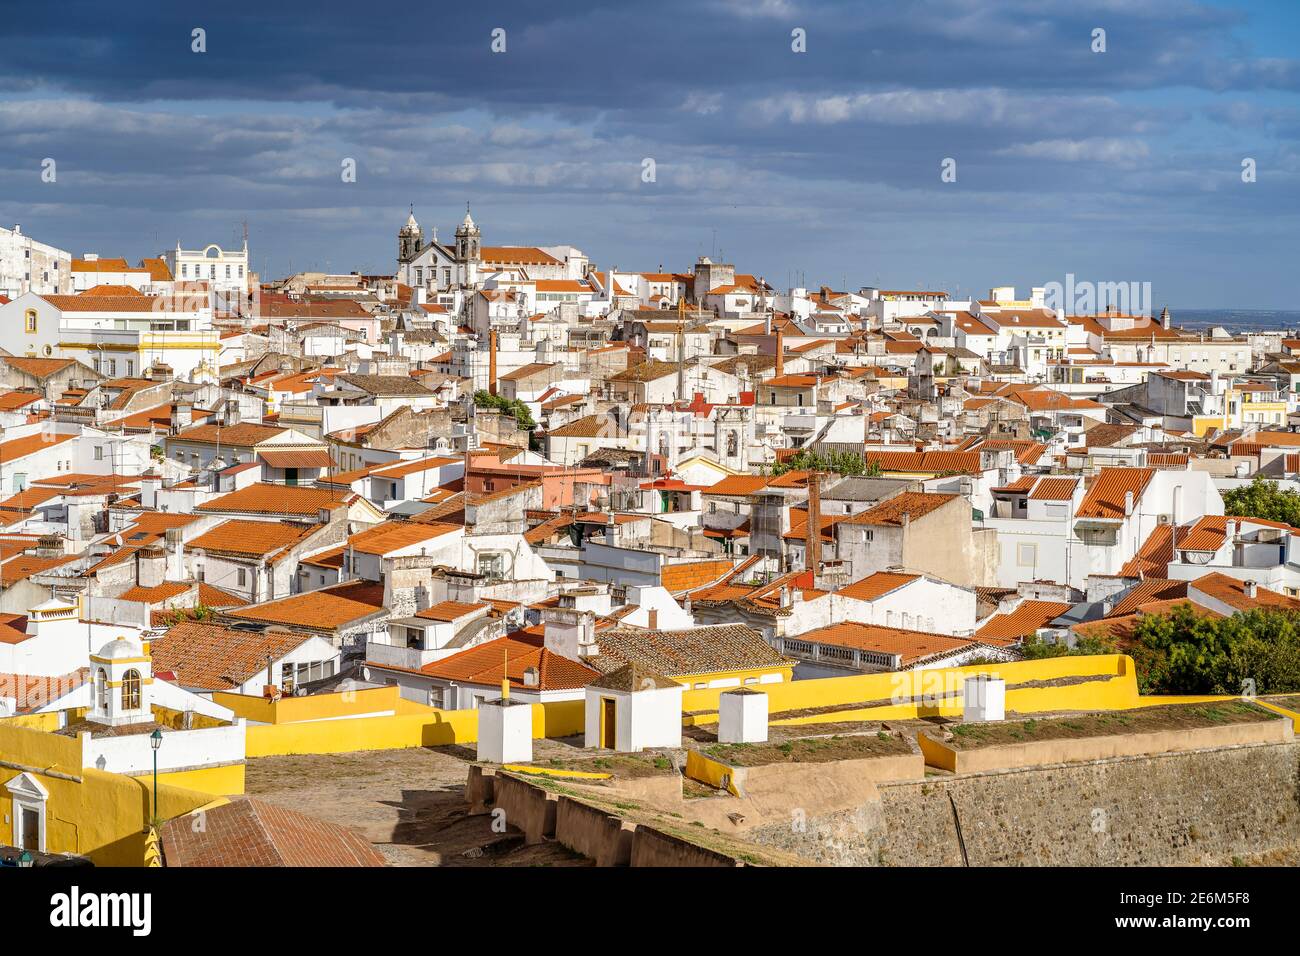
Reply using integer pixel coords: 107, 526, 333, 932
747, 740, 1300, 866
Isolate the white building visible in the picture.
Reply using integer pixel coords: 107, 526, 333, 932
163, 240, 249, 294
0, 224, 71, 299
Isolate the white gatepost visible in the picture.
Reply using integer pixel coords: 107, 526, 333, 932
476, 698, 533, 764
963, 675, 1005, 723
718, 688, 768, 743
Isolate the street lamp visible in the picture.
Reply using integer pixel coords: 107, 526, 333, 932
17, 850, 33, 868
149, 728, 163, 822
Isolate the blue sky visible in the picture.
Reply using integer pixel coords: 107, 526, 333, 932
2, 0, 1298, 308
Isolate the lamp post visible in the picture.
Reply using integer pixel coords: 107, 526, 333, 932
17, 850, 33, 868
149, 728, 163, 823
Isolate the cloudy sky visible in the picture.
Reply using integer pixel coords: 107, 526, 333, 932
3, 0, 1299, 308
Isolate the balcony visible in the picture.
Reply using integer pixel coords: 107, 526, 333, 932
365, 639, 441, 671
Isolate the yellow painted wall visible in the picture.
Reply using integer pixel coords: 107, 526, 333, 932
245, 696, 588, 757
213, 685, 427, 724
681, 654, 1134, 720
673, 664, 795, 691
0, 722, 216, 866
0, 712, 62, 732
155, 763, 245, 796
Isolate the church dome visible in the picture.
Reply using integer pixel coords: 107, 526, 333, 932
95, 636, 143, 661
400, 210, 421, 234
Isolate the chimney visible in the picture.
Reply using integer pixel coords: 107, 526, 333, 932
137, 546, 166, 588
647, 608, 658, 630
165, 526, 185, 579
605, 511, 617, 544
522, 666, 539, 688
488, 328, 498, 396
1124, 491, 1134, 516
806, 472, 821, 574
774, 327, 784, 378
779, 586, 791, 608
1245, 580, 1258, 599
171, 402, 192, 431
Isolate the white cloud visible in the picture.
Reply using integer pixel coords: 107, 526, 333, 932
998, 137, 1150, 165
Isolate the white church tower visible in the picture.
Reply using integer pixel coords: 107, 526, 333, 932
88, 636, 154, 728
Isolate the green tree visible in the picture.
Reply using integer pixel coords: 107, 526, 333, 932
1019, 631, 1116, 660
473, 389, 536, 430
771, 450, 882, 478
1222, 476, 1300, 527
1127, 604, 1300, 695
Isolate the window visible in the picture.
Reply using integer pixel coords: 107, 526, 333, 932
121, 669, 142, 710
428, 687, 445, 708
94, 446, 104, 461
96, 667, 108, 709
24, 310, 37, 333
1017, 543, 1038, 568
237, 568, 247, 587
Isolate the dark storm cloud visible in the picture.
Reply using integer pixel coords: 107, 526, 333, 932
0, 0, 1298, 305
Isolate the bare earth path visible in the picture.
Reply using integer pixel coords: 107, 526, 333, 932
243, 747, 590, 867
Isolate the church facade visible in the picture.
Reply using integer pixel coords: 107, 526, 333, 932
396, 206, 591, 299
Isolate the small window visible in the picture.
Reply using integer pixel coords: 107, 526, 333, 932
24, 310, 37, 333
237, 568, 247, 587
122, 669, 142, 710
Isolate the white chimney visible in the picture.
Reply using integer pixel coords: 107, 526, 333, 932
1245, 580, 1258, 599
1124, 491, 1134, 516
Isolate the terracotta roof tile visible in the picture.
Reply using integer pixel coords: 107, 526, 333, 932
1075, 468, 1156, 520
160, 797, 385, 867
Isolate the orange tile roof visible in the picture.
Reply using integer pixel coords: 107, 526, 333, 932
0, 432, 75, 464
159, 798, 385, 867
844, 492, 958, 526
414, 633, 600, 691
1108, 579, 1187, 618
796, 621, 977, 666
347, 520, 460, 555
0, 552, 79, 584
660, 559, 737, 594
197, 483, 355, 517
974, 601, 1072, 644
414, 600, 491, 622
863, 451, 982, 475
1178, 515, 1229, 553
189, 519, 320, 562
224, 580, 387, 632
1119, 524, 1177, 578
1187, 572, 1300, 613
1075, 468, 1155, 520
993, 476, 1036, 494
170, 422, 288, 446
838, 570, 920, 602
703, 475, 770, 497
1012, 388, 1104, 412
1028, 477, 1078, 501
0, 391, 43, 412
118, 582, 192, 604
258, 449, 334, 469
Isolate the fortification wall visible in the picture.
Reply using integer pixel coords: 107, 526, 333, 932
747, 740, 1300, 866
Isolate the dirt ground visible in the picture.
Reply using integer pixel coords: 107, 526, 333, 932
243, 745, 591, 867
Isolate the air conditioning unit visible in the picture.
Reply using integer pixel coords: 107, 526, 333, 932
1156, 514, 1172, 525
